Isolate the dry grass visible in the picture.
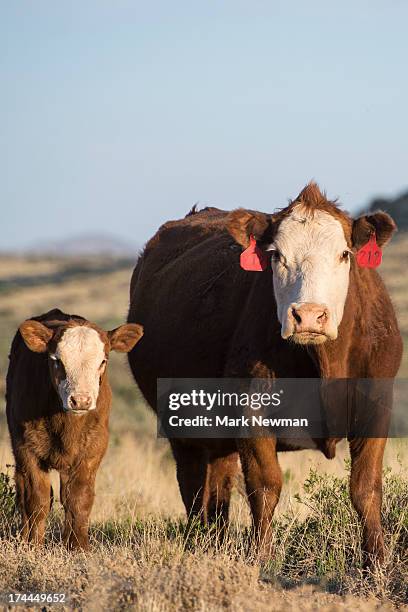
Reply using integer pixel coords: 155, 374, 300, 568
0, 249, 407, 610
0, 431, 407, 610
2, 541, 402, 612
0, 433, 407, 611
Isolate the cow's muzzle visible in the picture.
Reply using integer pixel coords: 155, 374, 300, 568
282, 302, 337, 344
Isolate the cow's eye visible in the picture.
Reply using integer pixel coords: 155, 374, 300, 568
100, 359, 107, 368
271, 249, 281, 262
341, 250, 350, 262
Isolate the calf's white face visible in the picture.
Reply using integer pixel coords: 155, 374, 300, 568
19, 318, 144, 414
269, 206, 351, 344
51, 327, 106, 412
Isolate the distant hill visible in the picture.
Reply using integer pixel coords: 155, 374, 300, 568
26, 233, 138, 257
363, 189, 408, 232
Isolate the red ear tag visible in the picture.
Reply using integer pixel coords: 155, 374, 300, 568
356, 233, 382, 269
240, 235, 268, 271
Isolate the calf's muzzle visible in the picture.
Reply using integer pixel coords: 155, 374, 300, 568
68, 393, 93, 412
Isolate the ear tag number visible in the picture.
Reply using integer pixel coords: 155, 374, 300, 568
356, 233, 382, 269
240, 235, 268, 271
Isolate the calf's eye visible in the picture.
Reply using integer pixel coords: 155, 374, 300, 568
100, 359, 107, 368
341, 250, 350, 262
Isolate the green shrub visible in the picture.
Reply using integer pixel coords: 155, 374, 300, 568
264, 466, 408, 599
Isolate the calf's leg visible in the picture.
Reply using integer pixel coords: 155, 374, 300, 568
349, 437, 386, 566
15, 463, 50, 545
60, 465, 97, 551
238, 438, 282, 560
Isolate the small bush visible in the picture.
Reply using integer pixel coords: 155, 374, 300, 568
263, 466, 408, 602
0, 470, 17, 536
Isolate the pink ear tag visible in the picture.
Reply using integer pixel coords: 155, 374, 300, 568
240, 235, 268, 271
356, 233, 382, 269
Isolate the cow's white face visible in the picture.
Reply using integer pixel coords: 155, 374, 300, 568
269, 206, 351, 344
227, 183, 397, 347
51, 327, 106, 413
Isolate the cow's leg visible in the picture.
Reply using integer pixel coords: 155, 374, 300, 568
171, 440, 209, 527
206, 452, 239, 537
238, 438, 282, 560
15, 462, 50, 545
60, 465, 96, 551
349, 437, 386, 566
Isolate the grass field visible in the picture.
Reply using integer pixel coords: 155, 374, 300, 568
0, 239, 407, 611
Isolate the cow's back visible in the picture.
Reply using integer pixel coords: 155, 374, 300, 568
127, 208, 267, 408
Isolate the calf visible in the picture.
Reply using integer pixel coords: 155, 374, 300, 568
6, 308, 143, 550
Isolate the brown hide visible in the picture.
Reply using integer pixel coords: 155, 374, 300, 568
6, 308, 142, 550
127, 185, 402, 564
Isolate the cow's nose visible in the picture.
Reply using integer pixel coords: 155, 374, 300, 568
290, 303, 329, 333
69, 393, 92, 411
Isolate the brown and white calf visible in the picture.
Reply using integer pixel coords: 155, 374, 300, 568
6, 308, 143, 550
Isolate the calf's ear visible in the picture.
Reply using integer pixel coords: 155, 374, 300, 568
19, 320, 54, 353
108, 323, 144, 353
352, 211, 397, 249
226, 208, 274, 248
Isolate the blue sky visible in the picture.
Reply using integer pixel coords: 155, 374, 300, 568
1, 1, 407, 249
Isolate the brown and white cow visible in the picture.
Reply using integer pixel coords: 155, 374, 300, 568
127, 183, 402, 565
6, 308, 143, 550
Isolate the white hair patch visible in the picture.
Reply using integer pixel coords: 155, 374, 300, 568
55, 326, 106, 411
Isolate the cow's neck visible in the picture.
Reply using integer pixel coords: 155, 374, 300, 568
307, 280, 358, 378
309, 341, 348, 378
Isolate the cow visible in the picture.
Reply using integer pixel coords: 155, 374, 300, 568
6, 308, 143, 550
126, 183, 402, 565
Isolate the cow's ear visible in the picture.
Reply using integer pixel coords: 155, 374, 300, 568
108, 323, 144, 353
352, 211, 397, 249
19, 320, 54, 353
226, 208, 274, 248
